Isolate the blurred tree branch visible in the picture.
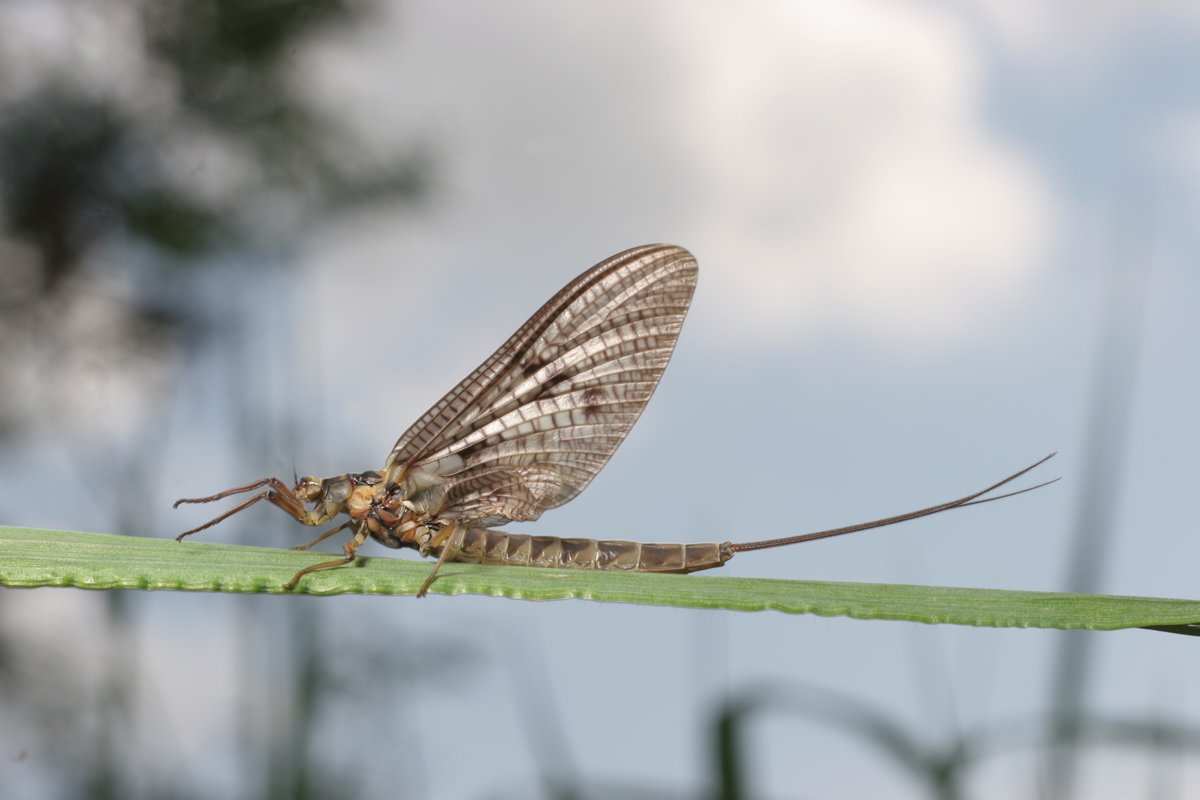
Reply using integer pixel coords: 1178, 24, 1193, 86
0, 4, 427, 799
0, 0, 427, 439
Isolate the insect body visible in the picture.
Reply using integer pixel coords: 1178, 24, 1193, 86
175, 244, 1054, 595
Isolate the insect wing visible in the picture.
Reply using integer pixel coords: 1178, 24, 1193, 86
386, 244, 698, 525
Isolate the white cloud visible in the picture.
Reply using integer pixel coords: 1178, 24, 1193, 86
669, 1, 1056, 344
299, 0, 1055, 360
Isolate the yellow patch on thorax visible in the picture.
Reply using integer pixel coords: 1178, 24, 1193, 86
345, 485, 376, 518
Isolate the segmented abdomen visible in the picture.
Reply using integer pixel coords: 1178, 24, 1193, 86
448, 528, 734, 574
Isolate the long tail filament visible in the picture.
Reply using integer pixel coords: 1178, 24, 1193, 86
730, 453, 1058, 553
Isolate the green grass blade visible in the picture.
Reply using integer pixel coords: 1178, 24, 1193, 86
2, 526, 1198, 632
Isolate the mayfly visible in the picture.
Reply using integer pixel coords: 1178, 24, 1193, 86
175, 244, 1055, 596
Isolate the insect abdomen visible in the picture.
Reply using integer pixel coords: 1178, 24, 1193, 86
452, 528, 733, 573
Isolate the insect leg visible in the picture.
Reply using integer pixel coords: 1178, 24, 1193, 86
417, 522, 464, 598
174, 477, 306, 541
291, 520, 355, 552
283, 521, 369, 591
174, 477, 295, 508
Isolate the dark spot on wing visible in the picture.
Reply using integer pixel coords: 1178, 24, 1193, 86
521, 355, 547, 379
581, 386, 607, 418
457, 441, 486, 461
543, 372, 572, 392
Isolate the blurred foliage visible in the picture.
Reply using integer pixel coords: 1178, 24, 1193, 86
146, 0, 361, 75
0, 89, 147, 283
0, 3, 428, 799
712, 684, 1200, 800
0, 0, 426, 438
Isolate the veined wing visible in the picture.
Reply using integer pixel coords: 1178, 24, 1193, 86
385, 244, 697, 526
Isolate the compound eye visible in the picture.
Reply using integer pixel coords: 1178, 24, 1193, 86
295, 476, 323, 501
